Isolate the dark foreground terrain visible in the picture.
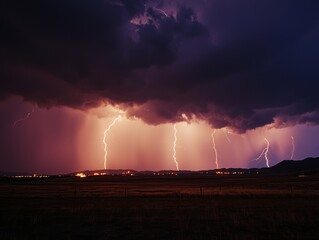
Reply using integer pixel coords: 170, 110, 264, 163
0, 174, 319, 240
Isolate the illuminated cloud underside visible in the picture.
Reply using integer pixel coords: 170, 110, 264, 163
1, 98, 319, 174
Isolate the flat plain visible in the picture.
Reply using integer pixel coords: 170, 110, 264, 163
0, 174, 319, 239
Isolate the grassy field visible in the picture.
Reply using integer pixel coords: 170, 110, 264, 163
0, 174, 319, 239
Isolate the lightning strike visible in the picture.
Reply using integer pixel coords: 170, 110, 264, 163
290, 136, 295, 160
173, 123, 180, 171
12, 106, 35, 128
103, 115, 122, 169
211, 130, 219, 169
181, 113, 188, 121
255, 148, 266, 162
264, 138, 270, 168
255, 138, 270, 168
224, 129, 232, 144
153, 7, 168, 17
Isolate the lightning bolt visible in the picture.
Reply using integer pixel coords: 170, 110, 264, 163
153, 7, 168, 17
103, 115, 122, 169
224, 129, 232, 144
211, 130, 219, 169
264, 138, 270, 168
224, 129, 244, 143
12, 106, 35, 128
290, 136, 295, 160
181, 113, 189, 121
255, 137, 270, 168
173, 123, 179, 171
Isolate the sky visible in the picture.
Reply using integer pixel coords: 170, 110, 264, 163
1, 0, 319, 174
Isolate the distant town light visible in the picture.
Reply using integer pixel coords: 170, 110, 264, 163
75, 173, 87, 178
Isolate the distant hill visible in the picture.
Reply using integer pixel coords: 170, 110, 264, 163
0, 171, 33, 177
2, 157, 319, 178
263, 157, 319, 175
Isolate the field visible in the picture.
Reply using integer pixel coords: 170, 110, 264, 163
0, 174, 319, 239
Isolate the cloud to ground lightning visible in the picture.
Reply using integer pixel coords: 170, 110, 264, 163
211, 130, 219, 169
255, 137, 271, 168
103, 115, 122, 169
172, 123, 179, 171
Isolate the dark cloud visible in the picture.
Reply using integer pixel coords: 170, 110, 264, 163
1, 0, 319, 132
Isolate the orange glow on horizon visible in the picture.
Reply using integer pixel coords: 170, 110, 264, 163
3, 96, 319, 175
8, 102, 306, 173
75, 105, 302, 171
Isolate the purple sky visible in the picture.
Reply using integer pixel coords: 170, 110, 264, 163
1, 1, 319, 173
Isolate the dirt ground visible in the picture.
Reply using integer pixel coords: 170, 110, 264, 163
0, 174, 318, 239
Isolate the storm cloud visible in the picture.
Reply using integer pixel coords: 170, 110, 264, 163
1, 0, 319, 132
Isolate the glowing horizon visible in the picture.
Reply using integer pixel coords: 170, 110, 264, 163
1, 97, 319, 175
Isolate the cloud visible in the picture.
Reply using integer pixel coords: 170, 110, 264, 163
1, 0, 319, 132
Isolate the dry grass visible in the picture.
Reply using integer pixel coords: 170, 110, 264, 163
0, 175, 319, 239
